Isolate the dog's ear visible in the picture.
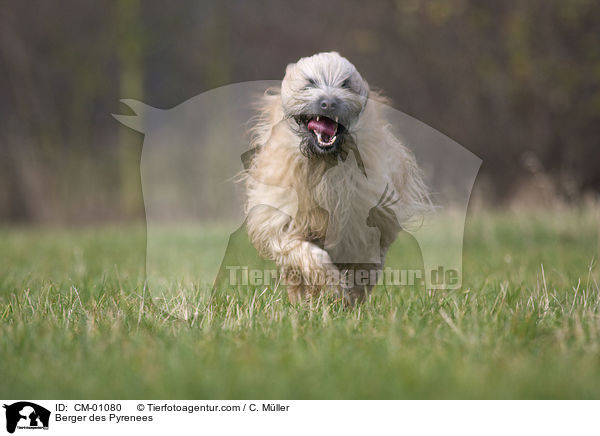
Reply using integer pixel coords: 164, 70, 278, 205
285, 63, 296, 77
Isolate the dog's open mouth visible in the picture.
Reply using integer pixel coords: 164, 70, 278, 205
307, 115, 338, 147
294, 115, 346, 152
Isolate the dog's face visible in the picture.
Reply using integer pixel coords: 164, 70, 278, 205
281, 52, 369, 156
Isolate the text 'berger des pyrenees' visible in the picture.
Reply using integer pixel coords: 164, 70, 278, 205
243, 52, 431, 304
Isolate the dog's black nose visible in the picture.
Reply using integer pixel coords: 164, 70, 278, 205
319, 98, 338, 110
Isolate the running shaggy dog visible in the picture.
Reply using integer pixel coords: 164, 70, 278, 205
242, 52, 431, 303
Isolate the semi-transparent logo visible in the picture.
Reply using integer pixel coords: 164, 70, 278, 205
114, 81, 481, 300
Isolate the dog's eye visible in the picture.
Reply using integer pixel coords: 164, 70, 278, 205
303, 78, 317, 90
341, 79, 351, 89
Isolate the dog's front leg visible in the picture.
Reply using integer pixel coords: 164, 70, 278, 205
279, 239, 341, 302
246, 205, 340, 302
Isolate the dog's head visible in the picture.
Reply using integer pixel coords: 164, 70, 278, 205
281, 52, 369, 156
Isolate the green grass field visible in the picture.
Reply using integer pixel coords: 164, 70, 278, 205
1, 208, 599, 399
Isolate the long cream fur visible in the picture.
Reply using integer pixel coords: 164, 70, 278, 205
242, 52, 430, 303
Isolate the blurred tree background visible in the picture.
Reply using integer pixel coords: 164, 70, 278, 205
1, 0, 599, 224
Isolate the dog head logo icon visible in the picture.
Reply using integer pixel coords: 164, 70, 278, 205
3, 402, 50, 434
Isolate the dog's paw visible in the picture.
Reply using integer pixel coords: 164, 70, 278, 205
301, 241, 333, 266
299, 241, 340, 285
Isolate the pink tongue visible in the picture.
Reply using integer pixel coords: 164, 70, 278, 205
307, 117, 337, 137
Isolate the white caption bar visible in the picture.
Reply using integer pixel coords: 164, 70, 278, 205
1, 400, 597, 435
